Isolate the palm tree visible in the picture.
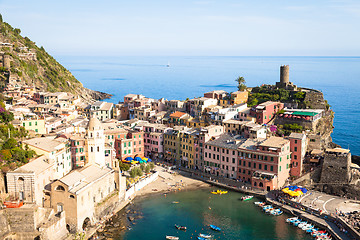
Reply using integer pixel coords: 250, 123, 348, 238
235, 76, 246, 91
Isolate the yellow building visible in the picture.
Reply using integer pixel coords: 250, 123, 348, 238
219, 91, 249, 107
21, 117, 46, 134
186, 117, 208, 128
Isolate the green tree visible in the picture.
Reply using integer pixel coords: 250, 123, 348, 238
149, 162, 155, 170
235, 76, 247, 91
135, 167, 143, 177
118, 161, 130, 171
0, 13, 2, 23
145, 165, 150, 174
14, 28, 21, 35
140, 163, 145, 171
129, 168, 137, 178
2, 138, 17, 149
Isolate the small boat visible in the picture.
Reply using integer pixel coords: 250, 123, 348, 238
241, 195, 253, 201
199, 233, 212, 238
254, 201, 264, 205
292, 219, 302, 226
258, 202, 266, 207
262, 205, 272, 210
175, 224, 187, 231
197, 237, 206, 240
298, 221, 308, 228
286, 217, 298, 223
172, 201, 179, 204
270, 209, 283, 216
306, 228, 318, 233
209, 225, 221, 231
166, 236, 179, 240
211, 190, 228, 195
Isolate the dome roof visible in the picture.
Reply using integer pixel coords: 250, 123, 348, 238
88, 116, 101, 130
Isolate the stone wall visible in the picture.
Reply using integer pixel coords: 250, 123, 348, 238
39, 211, 68, 240
0, 210, 10, 239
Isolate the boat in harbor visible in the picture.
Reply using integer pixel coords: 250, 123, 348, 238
198, 233, 212, 238
197, 237, 206, 240
209, 225, 221, 231
211, 190, 228, 195
172, 201, 179, 204
286, 217, 298, 223
270, 209, 283, 216
174, 224, 187, 230
241, 195, 253, 201
166, 236, 179, 240
254, 201, 264, 205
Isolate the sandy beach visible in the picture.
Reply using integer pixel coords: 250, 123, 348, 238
135, 165, 211, 197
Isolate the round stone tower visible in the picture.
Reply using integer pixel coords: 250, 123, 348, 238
280, 65, 289, 84
2, 55, 10, 70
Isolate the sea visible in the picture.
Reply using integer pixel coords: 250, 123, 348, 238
100, 189, 313, 240
57, 56, 360, 156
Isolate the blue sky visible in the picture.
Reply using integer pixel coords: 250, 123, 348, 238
0, 0, 359, 56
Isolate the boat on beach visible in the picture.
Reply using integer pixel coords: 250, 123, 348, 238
166, 236, 179, 240
175, 224, 187, 230
209, 225, 221, 231
241, 195, 253, 201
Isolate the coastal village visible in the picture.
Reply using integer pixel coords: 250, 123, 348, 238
0, 41, 360, 239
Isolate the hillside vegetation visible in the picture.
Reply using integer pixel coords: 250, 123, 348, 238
0, 14, 110, 101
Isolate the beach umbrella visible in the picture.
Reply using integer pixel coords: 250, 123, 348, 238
147, 158, 152, 162
125, 157, 134, 161
142, 157, 148, 161
134, 157, 142, 162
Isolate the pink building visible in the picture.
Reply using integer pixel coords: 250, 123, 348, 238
204, 134, 291, 190
254, 101, 284, 124
138, 123, 172, 159
242, 137, 291, 191
115, 130, 144, 160
204, 133, 241, 179
288, 132, 307, 177
69, 134, 86, 168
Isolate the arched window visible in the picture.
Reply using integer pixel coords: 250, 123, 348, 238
55, 185, 65, 191
69, 195, 75, 199
254, 182, 257, 186
259, 182, 264, 187
91, 147, 93, 152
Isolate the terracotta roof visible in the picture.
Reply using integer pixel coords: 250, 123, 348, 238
170, 111, 187, 118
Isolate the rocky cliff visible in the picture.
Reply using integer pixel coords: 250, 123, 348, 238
0, 15, 111, 102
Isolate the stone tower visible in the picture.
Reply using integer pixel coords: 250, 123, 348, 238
320, 148, 351, 184
86, 116, 105, 167
276, 65, 297, 90
280, 65, 289, 85
2, 55, 10, 70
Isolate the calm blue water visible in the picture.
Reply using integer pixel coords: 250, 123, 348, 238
108, 189, 312, 240
56, 56, 360, 155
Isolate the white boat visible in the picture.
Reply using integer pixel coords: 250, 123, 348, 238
166, 236, 179, 240
199, 233, 212, 238
286, 217, 298, 223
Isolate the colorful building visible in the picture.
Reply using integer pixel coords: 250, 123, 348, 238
254, 101, 284, 124
288, 132, 307, 177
